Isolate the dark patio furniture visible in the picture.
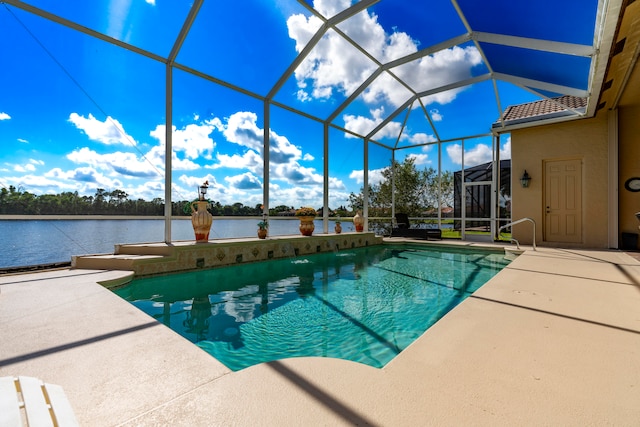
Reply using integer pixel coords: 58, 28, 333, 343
391, 213, 442, 240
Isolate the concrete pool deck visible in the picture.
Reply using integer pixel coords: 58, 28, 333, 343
1, 242, 639, 426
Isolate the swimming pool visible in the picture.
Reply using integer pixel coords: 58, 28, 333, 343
114, 244, 510, 371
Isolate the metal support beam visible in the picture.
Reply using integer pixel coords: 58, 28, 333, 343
323, 122, 329, 233
263, 101, 270, 221
163, 0, 203, 243
164, 64, 173, 244
363, 139, 369, 232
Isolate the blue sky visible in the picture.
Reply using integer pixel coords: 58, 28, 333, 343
0, 0, 597, 209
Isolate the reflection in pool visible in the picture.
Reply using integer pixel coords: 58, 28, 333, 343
114, 244, 510, 371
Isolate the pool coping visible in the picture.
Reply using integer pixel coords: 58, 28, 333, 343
1, 241, 639, 425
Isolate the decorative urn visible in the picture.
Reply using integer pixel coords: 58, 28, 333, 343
353, 210, 364, 232
191, 181, 213, 242
296, 207, 317, 236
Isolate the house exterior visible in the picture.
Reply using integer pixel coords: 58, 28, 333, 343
493, 1, 640, 250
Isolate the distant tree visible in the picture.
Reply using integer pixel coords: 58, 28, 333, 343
348, 191, 365, 213
348, 157, 455, 218
270, 205, 292, 216
94, 189, 107, 213
109, 189, 128, 206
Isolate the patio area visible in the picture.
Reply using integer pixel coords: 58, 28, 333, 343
1, 241, 639, 426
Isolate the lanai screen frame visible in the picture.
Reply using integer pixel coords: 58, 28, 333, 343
2, 0, 615, 242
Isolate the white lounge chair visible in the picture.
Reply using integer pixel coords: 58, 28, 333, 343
0, 376, 79, 427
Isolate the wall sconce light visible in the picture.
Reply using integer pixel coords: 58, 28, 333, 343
520, 170, 531, 188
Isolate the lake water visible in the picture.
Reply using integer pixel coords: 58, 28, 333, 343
0, 218, 356, 269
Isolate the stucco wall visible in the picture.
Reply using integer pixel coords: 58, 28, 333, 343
617, 71, 640, 247
510, 115, 609, 248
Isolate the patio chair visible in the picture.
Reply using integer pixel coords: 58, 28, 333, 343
0, 376, 79, 426
391, 213, 442, 240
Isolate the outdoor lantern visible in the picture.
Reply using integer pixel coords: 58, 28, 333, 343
199, 181, 208, 200
520, 170, 531, 188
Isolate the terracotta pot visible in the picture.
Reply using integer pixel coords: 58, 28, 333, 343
257, 228, 268, 239
191, 201, 212, 242
298, 216, 315, 236
335, 223, 342, 234
353, 210, 364, 232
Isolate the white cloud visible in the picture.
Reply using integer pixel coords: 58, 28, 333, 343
46, 167, 109, 185
344, 107, 437, 143
402, 132, 437, 145
272, 163, 323, 186
212, 111, 324, 189
269, 185, 325, 210
40, 167, 125, 195
214, 151, 263, 174
288, 6, 379, 102
0, 112, 10, 120
446, 143, 493, 167
430, 109, 443, 122
66, 147, 161, 178
12, 158, 45, 173
328, 176, 346, 190
14, 163, 36, 173
313, 0, 351, 18
349, 167, 386, 186
3, 172, 103, 196
149, 122, 215, 161
221, 111, 263, 152
500, 136, 511, 160
224, 172, 263, 190
343, 107, 402, 139
287, 12, 323, 52
270, 131, 303, 165
303, 153, 315, 161
215, 111, 303, 167
144, 144, 200, 171
178, 174, 219, 194
69, 113, 136, 146
395, 46, 482, 103
407, 153, 430, 166
287, 4, 482, 110
145, 0, 156, 5
17, 138, 28, 144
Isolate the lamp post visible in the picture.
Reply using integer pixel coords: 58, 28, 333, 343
199, 182, 208, 201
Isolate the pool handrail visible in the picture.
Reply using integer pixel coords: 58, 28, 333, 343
498, 218, 536, 251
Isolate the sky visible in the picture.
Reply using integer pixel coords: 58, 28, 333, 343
0, 0, 597, 210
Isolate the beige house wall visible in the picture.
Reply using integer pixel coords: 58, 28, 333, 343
510, 115, 610, 248
617, 62, 640, 248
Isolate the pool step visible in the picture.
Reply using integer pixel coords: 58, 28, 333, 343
72, 253, 166, 271
504, 247, 525, 260
115, 243, 175, 256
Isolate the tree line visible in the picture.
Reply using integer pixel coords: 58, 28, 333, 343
0, 186, 347, 217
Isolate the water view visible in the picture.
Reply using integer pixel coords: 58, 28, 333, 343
0, 218, 355, 269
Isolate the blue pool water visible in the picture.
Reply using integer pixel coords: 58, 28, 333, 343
114, 244, 510, 371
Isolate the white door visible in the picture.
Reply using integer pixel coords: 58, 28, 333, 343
544, 159, 582, 243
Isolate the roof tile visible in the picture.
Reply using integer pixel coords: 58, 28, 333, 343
499, 95, 587, 122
